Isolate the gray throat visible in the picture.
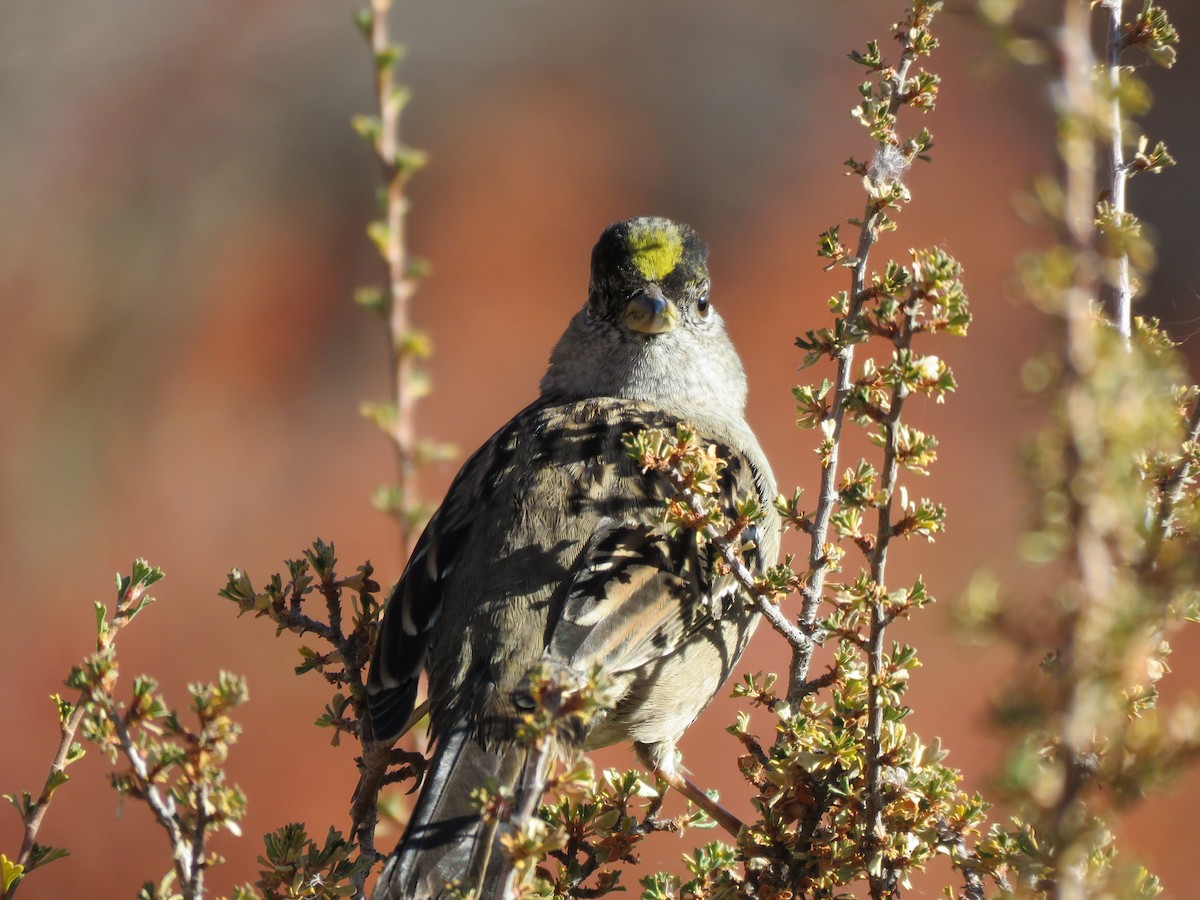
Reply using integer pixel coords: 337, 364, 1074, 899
539, 307, 751, 432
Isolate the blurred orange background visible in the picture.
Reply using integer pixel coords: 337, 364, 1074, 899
3, 2, 1199, 897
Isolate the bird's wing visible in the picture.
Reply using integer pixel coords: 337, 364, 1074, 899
549, 445, 767, 680
549, 520, 699, 675
366, 407, 529, 743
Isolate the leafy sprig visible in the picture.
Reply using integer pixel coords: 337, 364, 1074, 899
220, 539, 425, 897
3, 563, 248, 900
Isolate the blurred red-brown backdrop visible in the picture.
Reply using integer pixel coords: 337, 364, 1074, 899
3, 2, 1198, 897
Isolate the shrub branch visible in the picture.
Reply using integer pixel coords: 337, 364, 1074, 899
791, 45, 920, 705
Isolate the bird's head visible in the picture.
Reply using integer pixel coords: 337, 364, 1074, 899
586, 217, 711, 336
541, 216, 749, 427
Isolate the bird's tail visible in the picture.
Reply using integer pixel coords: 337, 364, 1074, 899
372, 723, 549, 900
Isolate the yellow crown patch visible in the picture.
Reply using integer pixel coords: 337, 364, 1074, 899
625, 222, 684, 282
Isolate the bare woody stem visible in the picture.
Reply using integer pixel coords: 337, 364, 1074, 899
350, 742, 427, 881
788, 50, 917, 706
350, 690, 425, 895
350, 745, 388, 891
1104, 0, 1133, 343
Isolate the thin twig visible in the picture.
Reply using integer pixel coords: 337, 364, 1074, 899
349, 741, 392, 894
189, 781, 209, 899
952, 832, 989, 900
6, 700, 89, 900
105, 707, 197, 897
658, 466, 809, 651
366, 0, 421, 560
863, 311, 916, 900
499, 744, 554, 900
1140, 397, 1200, 570
353, 3, 431, 884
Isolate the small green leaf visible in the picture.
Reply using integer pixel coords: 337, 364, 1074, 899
360, 399, 397, 431
352, 8, 373, 38
354, 285, 386, 314
26, 843, 70, 873
849, 39, 883, 69
50, 693, 73, 726
398, 329, 433, 359
405, 256, 432, 280
45, 770, 70, 795
367, 219, 391, 255
3, 791, 33, 819
350, 113, 382, 146
387, 84, 412, 115
130, 559, 165, 591
374, 44, 407, 74
394, 144, 429, 175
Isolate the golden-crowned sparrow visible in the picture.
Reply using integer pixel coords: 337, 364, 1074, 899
367, 216, 779, 899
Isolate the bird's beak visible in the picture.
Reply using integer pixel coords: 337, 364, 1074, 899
624, 286, 678, 335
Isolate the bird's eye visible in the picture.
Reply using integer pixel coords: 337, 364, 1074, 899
696, 293, 711, 317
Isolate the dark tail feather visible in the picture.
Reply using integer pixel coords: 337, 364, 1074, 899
372, 725, 546, 899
